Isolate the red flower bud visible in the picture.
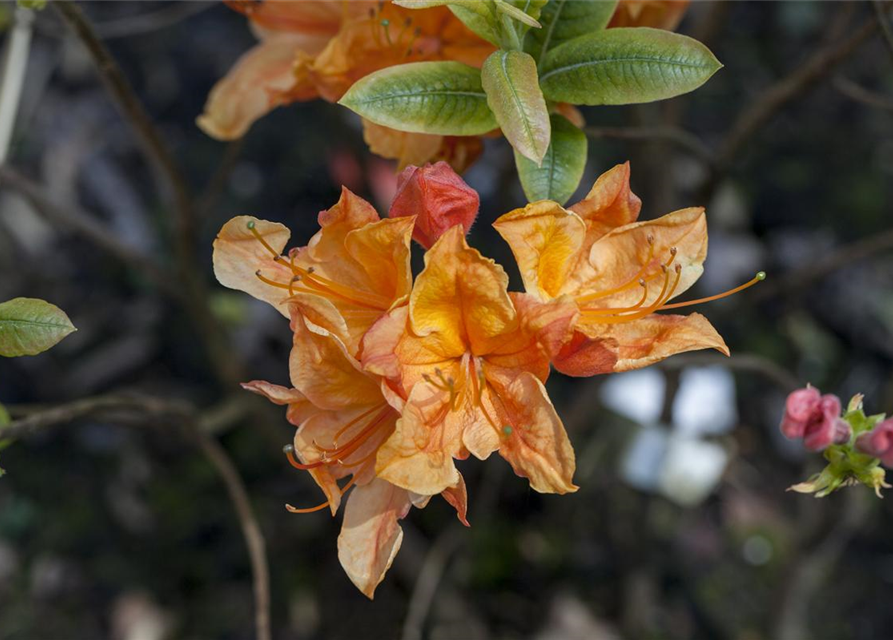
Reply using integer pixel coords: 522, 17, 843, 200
388, 161, 479, 249
856, 418, 893, 467
780, 387, 851, 452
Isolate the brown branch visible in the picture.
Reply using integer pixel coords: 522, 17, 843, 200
0, 393, 271, 640
873, 0, 893, 63
704, 5, 888, 198
833, 75, 893, 111
657, 353, 801, 393
51, 1, 242, 387
0, 165, 177, 297
752, 226, 893, 304
584, 125, 715, 166
400, 527, 463, 640
198, 139, 245, 220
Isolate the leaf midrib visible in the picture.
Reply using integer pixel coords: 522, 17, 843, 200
540, 55, 711, 84
348, 90, 488, 106
499, 51, 540, 158
0, 319, 72, 330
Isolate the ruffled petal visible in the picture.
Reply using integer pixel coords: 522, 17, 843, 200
213, 216, 294, 315
337, 478, 412, 599
497, 372, 577, 494
240, 380, 317, 426
410, 226, 517, 358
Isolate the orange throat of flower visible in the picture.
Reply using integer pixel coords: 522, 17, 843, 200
246, 220, 391, 311
575, 234, 765, 325
283, 402, 396, 514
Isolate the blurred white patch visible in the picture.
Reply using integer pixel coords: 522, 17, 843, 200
599, 368, 665, 425
657, 437, 729, 507
672, 366, 737, 437
616, 366, 735, 506
742, 535, 773, 566
111, 592, 174, 640
621, 425, 668, 491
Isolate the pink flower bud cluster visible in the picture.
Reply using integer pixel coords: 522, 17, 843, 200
780, 386, 851, 451
855, 418, 893, 467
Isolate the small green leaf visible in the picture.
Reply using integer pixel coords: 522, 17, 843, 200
515, 114, 588, 204
0, 298, 76, 358
339, 62, 497, 136
496, 0, 542, 28
481, 50, 551, 164
17, 0, 47, 9
539, 28, 722, 105
526, 0, 619, 63
449, 5, 501, 46
394, 0, 490, 13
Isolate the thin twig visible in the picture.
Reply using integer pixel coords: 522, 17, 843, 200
584, 125, 715, 166
873, 0, 893, 63
52, 1, 242, 387
657, 353, 801, 393
833, 75, 893, 111
705, 5, 889, 198
0, 165, 177, 296
198, 139, 245, 220
752, 226, 893, 304
0, 393, 271, 640
40, 1, 214, 39
400, 527, 464, 640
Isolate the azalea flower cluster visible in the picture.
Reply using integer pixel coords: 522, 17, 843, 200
781, 386, 893, 497
199, 0, 689, 171
213, 161, 759, 597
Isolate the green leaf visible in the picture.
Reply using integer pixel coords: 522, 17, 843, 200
449, 5, 501, 46
539, 27, 722, 105
526, 0, 619, 63
339, 62, 497, 136
395, 0, 492, 16
496, 0, 542, 28
481, 50, 551, 164
515, 114, 588, 204
17, 0, 47, 9
0, 298, 76, 358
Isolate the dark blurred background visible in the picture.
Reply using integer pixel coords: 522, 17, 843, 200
1, 1, 893, 639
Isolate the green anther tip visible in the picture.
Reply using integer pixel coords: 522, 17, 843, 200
247, 220, 256, 230
503, 425, 513, 436
380, 18, 390, 26
756, 271, 766, 281
283, 444, 294, 454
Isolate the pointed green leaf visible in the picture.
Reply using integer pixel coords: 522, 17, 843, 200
339, 62, 497, 136
526, 0, 619, 63
539, 28, 722, 105
515, 114, 588, 204
496, 0, 542, 28
481, 50, 551, 164
395, 0, 492, 16
449, 5, 501, 46
0, 298, 76, 357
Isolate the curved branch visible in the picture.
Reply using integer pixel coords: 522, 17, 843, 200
584, 125, 715, 166
0, 394, 271, 640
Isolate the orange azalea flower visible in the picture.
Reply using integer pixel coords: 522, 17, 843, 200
609, 0, 690, 31
361, 226, 577, 496
493, 163, 764, 377
244, 307, 467, 598
199, 0, 493, 169
212, 187, 413, 353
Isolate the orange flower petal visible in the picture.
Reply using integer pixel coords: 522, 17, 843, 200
362, 119, 444, 172
337, 478, 412, 599
375, 381, 463, 496
497, 373, 577, 495
574, 312, 729, 373
410, 226, 517, 358
568, 162, 642, 234
240, 380, 317, 426
609, 0, 690, 30
288, 310, 383, 410
493, 201, 586, 300
213, 215, 294, 315
441, 472, 470, 527
197, 35, 311, 140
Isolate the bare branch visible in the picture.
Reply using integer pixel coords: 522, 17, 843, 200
657, 353, 801, 393
401, 527, 463, 640
833, 75, 893, 111
0, 165, 177, 297
0, 393, 272, 640
584, 125, 715, 166
704, 6, 889, 198
873, 0, 893, 63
